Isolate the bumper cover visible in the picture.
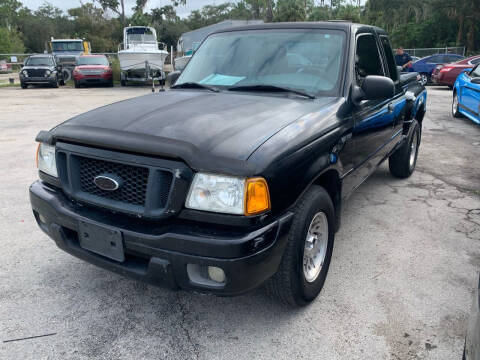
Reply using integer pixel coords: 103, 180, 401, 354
75, 77, 112, 85
21, 76, 56, 84
30, 181, 293, 296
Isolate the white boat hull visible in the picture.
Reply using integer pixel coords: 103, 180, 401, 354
118, 51, 169, 71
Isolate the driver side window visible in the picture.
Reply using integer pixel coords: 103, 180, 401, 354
355, 34, 384, 85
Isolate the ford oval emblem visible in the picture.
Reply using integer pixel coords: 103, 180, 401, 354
93, 175, 120, 191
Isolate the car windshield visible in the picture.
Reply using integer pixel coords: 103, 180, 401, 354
176, 28, 346, 96
26, 57, 54, 66
77, 57, 108, 66
52, 41, 83, 52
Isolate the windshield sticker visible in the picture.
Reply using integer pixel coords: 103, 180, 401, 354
199, 74, 245, 86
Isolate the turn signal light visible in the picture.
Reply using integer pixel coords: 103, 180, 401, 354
244, 177, 271, 216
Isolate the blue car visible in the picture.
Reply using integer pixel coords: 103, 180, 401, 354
452, 64, 480, 125
410, 53, 465, 85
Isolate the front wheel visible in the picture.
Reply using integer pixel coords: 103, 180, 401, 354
452, 92, 463, 118
419, 73, 429, 86
266, 185, 335, 306
51, 77, 59, 88
389, 119, 421, 178
21, 82, 27, 89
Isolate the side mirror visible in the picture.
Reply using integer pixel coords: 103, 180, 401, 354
471, 77, 480, 85
166, 70, 181, 87
352, 75, 395, 103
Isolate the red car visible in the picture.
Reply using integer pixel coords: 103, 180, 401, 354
73, 55, 113, 88
432, 55, 480, 88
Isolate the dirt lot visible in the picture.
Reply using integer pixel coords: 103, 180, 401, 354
0, 85, 479, 360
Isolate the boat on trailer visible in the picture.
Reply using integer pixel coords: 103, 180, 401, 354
117, 26, 169, 86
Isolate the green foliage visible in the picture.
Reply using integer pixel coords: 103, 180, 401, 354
1, 0, 479, 55
0, 26, 25, 53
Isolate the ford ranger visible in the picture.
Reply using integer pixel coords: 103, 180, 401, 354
30, 22, 427, 306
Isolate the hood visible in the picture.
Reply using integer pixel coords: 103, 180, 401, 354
48, 90, 338, 175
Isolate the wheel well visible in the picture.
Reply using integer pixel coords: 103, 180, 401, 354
313, 170, 341, 232
415, 104, 426, 125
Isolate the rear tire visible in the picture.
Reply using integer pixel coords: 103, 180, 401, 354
389, 119, 421, 179
452, 91, 463, 118
266, 185, 335, 306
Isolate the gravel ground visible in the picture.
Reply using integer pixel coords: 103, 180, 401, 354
0, 85, 479, 360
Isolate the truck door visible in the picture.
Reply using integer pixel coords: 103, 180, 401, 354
349, 32, 398, 189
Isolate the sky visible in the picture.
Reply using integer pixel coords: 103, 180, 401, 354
20, 0, 239, 18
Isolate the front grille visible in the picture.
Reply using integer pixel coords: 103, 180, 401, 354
27, 69, 46, 77
79, 157, 149, 206
56, 143, 188, 218
82, 70, 104, 75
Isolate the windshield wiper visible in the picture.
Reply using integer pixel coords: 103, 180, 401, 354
171, 82, 219, 92
228, 84, 315, 99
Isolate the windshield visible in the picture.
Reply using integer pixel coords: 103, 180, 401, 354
26, 57, 54, 66
176, 29, 346, 96
126, 28, 157, 43
52, 41, 83, 52
77, 56, 108, 66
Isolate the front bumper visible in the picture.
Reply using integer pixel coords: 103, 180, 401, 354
74, 75, 112, 85
20, 76, 56, 84
30, 180, 293, 296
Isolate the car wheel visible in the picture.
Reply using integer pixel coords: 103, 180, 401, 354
121, 80, 126, 86
266, 185, 335, 306
452, 91, 463, 118
108, 80, 114, 87
389, 119, 421, 179
59, 79, 65, 86
419, 73, 429, 86
74, 81, 80, 89
21, 82, 27, 89
52, 77, 59, 88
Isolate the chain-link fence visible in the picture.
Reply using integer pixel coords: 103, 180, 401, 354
401, 47, 466, 59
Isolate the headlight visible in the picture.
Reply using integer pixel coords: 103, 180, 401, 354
22, 70, 28, 77
185, 173, 270, 215
36, 143, 58, 177
45, 70, 51, 76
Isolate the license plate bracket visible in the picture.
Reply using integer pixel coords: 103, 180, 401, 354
78, 221, 125, 262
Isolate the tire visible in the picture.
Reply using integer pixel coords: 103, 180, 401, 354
21, 82, 27, 89
74, 81, 80, 89
108, 80, 114, 87
266, 185, 335, 306
389, 119, 421, 179
419, 73, 429, 86
120, 79, 126, 86
452, 91, 463, 118
59, 79, 65, 86
51, 77, 59, 88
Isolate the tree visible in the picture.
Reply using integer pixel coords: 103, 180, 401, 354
0, 0, 22, 27
0, 27, 24, 53
95, 0, 126, 24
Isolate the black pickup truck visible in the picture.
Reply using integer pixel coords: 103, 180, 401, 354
30, 22, 427, 306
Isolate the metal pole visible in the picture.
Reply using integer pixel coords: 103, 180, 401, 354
171, 45, 173, 68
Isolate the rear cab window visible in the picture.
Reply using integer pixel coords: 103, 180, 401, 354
379, 35, 398, 82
